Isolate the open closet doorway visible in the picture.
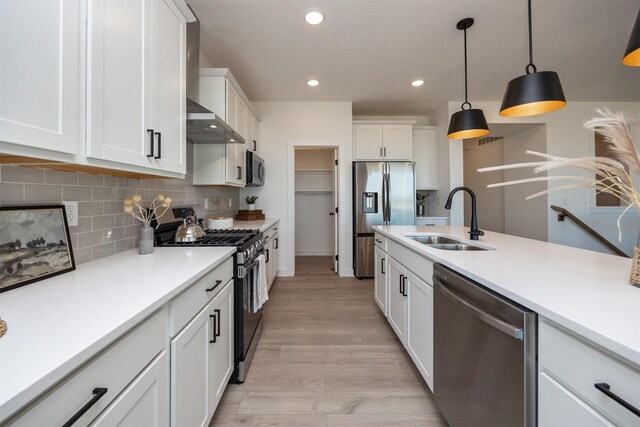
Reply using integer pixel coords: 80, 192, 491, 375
294, 147, 339, 275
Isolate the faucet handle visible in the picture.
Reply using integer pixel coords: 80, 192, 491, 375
469, 229, 485, 240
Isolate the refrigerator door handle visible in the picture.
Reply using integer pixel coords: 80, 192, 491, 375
381, 165, 388, 224
385, 170, 391, 223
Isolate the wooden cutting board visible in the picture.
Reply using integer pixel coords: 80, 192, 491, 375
235, 210, 265, 221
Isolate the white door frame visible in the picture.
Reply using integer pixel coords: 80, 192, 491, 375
287, 143, 348, 277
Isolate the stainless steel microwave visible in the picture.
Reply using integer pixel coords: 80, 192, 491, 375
246, 151, 265, 186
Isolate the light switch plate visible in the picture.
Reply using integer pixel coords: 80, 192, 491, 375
62, 201, 78, 226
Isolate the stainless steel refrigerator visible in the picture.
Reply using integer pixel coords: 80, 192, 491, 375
353, 161, 415, 278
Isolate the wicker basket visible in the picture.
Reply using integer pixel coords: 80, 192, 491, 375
630, 247, 640, 287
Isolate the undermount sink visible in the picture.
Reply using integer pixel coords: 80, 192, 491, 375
405, 234, 490, 251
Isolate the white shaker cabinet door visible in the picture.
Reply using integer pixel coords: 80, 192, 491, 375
171, 300, 215, 427
209, 281, 234, 408
90, 351, 169, 427
406, 271, 434, 391
413, 127, 438, 190
87, 0, 155, 168
0, 0, 80, 154
354, 124, 384, 160
387, 257, 407, 344
382, 125, 412, 160
374, 246, 387, 316
153, 0, 186, 174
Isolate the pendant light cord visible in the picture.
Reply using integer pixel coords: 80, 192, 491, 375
526, 0, 537, 73
462, 25, 471, 109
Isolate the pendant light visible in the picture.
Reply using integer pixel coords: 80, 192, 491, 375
499, 0, 566, 117
623, 9, 640, 66
447, 18, 489, 140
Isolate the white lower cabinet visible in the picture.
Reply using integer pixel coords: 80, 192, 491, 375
375, 242, 434, 393
387, 257, 407, 344
406, 271, 434, 390
374, 246, 387, 315
171, 279, 234, 427
91, 351, 169, 427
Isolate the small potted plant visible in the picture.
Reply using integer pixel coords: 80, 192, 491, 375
416, 193, 426, 217
245, 196, 259, 211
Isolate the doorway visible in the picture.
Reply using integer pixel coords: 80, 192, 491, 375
294, 147, 339, 274
463, 123, 548, 241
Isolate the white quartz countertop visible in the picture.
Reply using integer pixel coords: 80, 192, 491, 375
374, 225, 640, 368
0, 247, 235, 419
232, 217, 279, 232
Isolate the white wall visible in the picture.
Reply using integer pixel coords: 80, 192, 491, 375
452, 101, 640, 255
464, 138, 505, 233
240, 102, 353, 277
503, 125, 548, 241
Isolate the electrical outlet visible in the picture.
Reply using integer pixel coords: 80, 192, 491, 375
228, 198, 232, 208
562, 196, 568, 206
204, 198, 209, 210
63, 201, 78, 226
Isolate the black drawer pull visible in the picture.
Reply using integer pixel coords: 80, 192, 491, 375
146, 129, 154, 158
381, 258, 385, 274
209, 313, 217, 343
399, 274, 404, 294
214, 309, 221, 338
275, 238, 279, 249
62, 387, 108, 427
206, 280, 223, 292
265, 248, 270, 263
594, 383, 640, 417
402, 275, 407, 296
154, 132, 162, 159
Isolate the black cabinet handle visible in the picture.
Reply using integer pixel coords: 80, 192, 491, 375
237, 166, 242, 180
146, 129, 154, 158
209, 313, 217, 343
402, 276, 407, 296
62, 387, 108, 427
265, 249, 270, 263
214, 309, 221, 338
206, 280, 223, 292
154, 132, 161, 159
384, 147, 387, 157
381, 258, 385, 274
253, 140, 257, 152
399, 274, 404, 294
594, 383, 640, 417
275, 238, 278, 249
379, 147, 383, 157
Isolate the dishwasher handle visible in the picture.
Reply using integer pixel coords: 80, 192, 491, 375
435, 278, 524, 340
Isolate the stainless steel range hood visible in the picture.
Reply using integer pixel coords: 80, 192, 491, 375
186, 10, 244, 144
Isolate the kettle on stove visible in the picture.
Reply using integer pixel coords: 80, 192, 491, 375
174, 215, 206, 242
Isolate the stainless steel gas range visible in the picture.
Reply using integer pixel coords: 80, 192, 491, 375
153, 206, 265, 383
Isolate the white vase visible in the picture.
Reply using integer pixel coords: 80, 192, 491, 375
139, 222, 154, 255
248, 204, 256, 211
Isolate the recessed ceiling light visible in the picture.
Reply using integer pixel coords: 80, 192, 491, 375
304, 10, 324, 25
412, 80, 424, 87
307, 79, 320, 87
229, 138, 236, 142
208, 124, 217, 129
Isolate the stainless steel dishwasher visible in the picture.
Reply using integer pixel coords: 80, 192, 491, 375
433, 264, 537, 427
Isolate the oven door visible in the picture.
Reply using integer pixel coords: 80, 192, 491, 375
234, 254, 264, 382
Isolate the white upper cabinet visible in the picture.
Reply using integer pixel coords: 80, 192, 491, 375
0, 0, 80, 154
353, 122, 413, 161
413, 127, 438, 190
194, 69, 255, 186
87, 0, 187, 175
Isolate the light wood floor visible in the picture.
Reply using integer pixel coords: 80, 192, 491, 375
210, 256, 447, 427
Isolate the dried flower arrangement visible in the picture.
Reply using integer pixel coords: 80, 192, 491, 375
123, 194, 173, 223
478, 109, 638, 242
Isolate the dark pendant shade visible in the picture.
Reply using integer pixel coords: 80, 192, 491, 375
499, 71, 566, 117
447, 109, 489, 140
623, 9, 640, 66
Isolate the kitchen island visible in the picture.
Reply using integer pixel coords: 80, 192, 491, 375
374, 225, 640, 425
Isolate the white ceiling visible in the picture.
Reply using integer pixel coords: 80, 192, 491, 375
188, 0, 640, 116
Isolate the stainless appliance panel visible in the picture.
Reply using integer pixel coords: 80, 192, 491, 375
387, 162, 415, 225
433, 264, 536, 427
353, 162, 384, 234
354, 236, 376, 277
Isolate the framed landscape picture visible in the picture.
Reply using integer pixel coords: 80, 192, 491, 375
0, 205, 75, 293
